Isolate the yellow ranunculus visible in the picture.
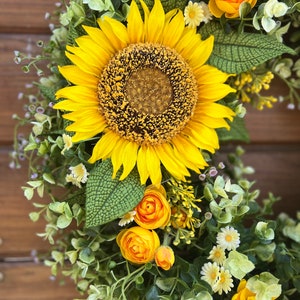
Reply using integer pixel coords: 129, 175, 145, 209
232, 279, 278, 300
116, 226, 160, 264
208, 0, 257, 18
155, 246, 175, 271
232, 279, 256, 300
134, 185, 171, 229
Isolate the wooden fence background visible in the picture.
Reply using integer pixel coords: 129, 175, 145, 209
0, 1, 299, 299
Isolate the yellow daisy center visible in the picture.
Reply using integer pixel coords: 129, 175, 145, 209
98, 43, 198, 146
225, 234, 233, 242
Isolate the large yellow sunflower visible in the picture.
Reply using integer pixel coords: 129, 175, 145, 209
54, 0, 235, 185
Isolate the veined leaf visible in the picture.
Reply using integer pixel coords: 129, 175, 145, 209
199, 22, 296, 74
86, 159, 145, 228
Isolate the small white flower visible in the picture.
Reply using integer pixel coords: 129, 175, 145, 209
261, 0, 289, 32
217, 226, 240, 251
184, 1, 204, 29
208, 245, 226, 265
264, 0, 289, 18
212, 267, 234, 295
118, 211, 136, 226
199, 2, 212, 24
200, 262, 220, 286
66, 163, 89, 188
61, 134, 73, 154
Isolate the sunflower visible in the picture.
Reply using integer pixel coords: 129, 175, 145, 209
54, 0, 235, 185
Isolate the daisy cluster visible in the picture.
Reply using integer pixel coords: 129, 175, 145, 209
11, 0, 300, 299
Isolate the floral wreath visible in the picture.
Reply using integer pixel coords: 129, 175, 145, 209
12, 0, 300, 299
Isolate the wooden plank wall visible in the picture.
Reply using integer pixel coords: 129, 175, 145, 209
0, 1, 299, 299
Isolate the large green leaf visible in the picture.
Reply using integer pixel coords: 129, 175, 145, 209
86, 159, 145, 228
199, 22, 296, 74
142, 0, 187, 12
217, 116, 249, 142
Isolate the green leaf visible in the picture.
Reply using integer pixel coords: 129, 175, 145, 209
43, 173, 55, 184
57, 214, 72, 229
85, 159, 145, 227
217, 117, 249, 142
142, 0, 187, 12
199, 22, 296, 74
155, 277, 177, 292
38, 84, 57, 102
79, 247, 95, 264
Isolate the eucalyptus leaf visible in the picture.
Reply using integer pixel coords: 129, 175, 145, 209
86, 159, 145, 227
199, 22, 296, 74
155, 277, 177, 292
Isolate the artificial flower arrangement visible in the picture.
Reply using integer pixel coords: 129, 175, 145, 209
11, 0, 300, 299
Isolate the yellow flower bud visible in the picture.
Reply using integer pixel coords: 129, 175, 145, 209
155, 246, 175, 270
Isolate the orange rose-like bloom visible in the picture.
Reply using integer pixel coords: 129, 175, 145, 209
116, 226, 160, 264
134, 185, 171, 229
208, 0, 257, 18
155, 246, 175, 270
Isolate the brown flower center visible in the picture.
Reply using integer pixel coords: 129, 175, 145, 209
98, 43, 198, 146
125, 68, 172, 115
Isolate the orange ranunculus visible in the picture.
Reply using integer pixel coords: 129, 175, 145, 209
155, 246, 175, 271
134, 185, 171, 229
116, 226, 160, 264
208, 0, 257, 18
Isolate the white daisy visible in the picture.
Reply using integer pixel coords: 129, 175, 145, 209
212, 267, 234, 295
61, 133, 73, 154
118, 211, 136, 227
200, 262, 220, 286
217, 226, 240, 251
208, 245, 226, 265
184, 1, 204, 28
199, 1, 213, 24
66, 163, 89, 188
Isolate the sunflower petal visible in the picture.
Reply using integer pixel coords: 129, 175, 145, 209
193, 64, 233, 85
97, 17, 126, 51
198, 83, 236, 102
82, 25, 115, 54
127, 0, 144, 43
72, 131, 100, 143
58, 65, 98, 88
65, 51, 100, 77
111, 138, 127, 178
146, 0, 165, 43
184, 123, 219, 152
195, 103, 235, 121
88, 131, 119, 163
137, 146, 150, 185
146, 146, 162, 185
162, 9, 185, 48
155, 143, 190, 180
55, 86, 97, 103
119, 142, 139, 180
188, 36, 214, 68
172, 135, 208, 169
75, 35, 111, 66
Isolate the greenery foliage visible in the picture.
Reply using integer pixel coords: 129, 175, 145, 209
11, 0, 300, 299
